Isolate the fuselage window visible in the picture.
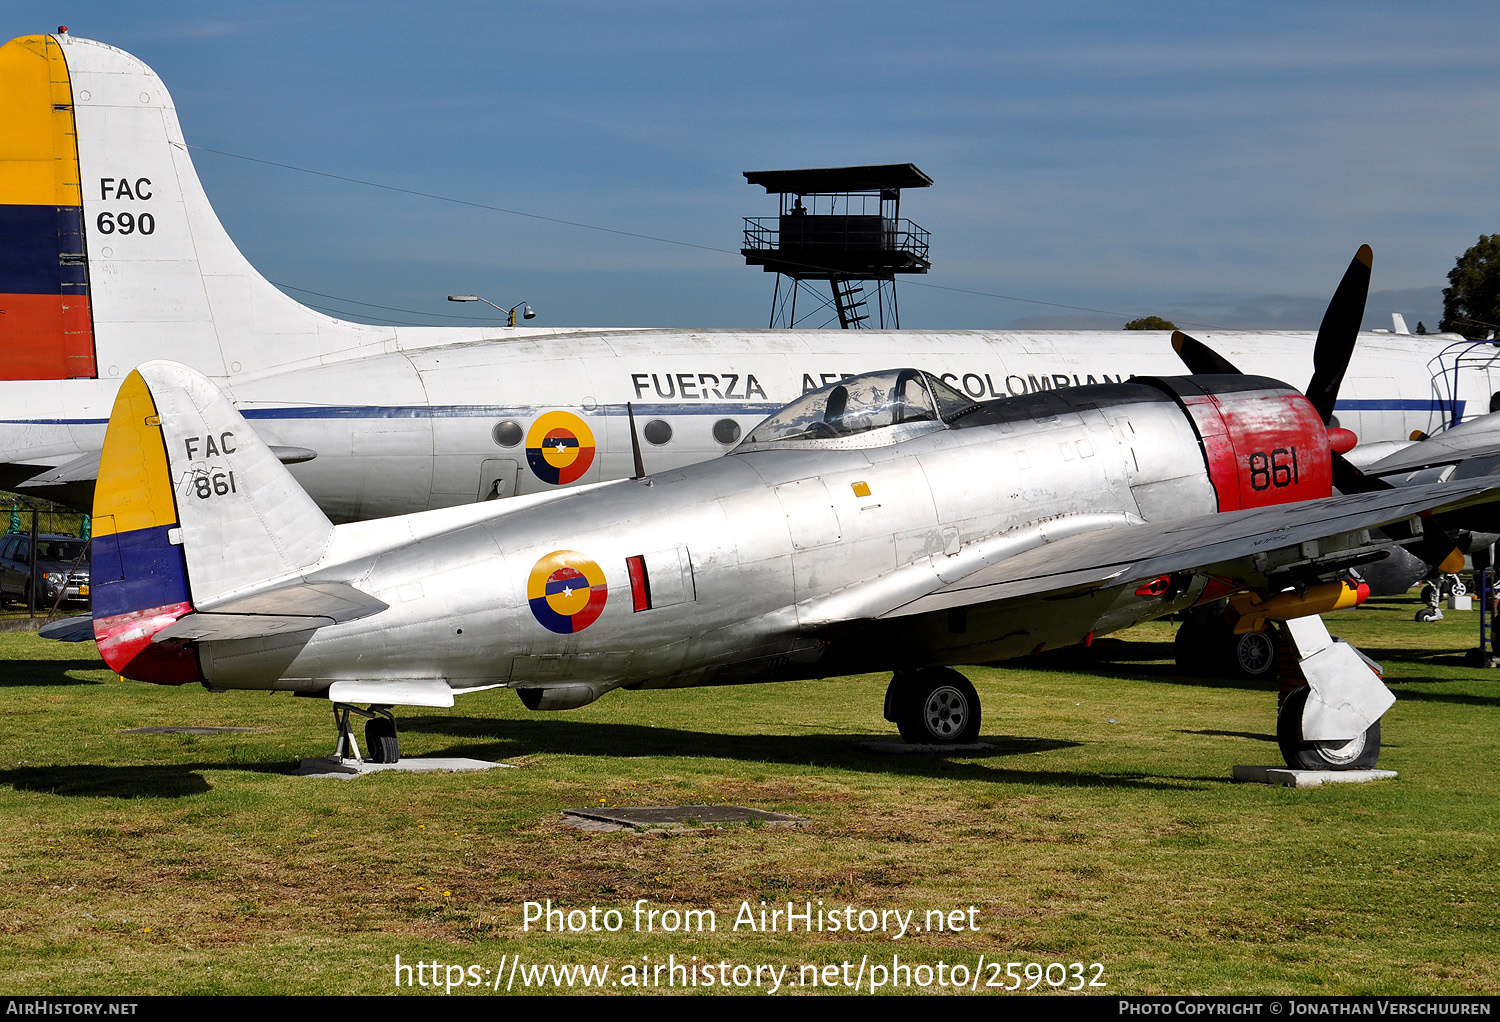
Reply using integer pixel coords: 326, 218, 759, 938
644, 419, 673, 446
493, 421, 523, 447
713, 418, 741, 445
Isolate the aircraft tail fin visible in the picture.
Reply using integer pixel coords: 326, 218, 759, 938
0, 32, 401, 385
92, 361, 334, 680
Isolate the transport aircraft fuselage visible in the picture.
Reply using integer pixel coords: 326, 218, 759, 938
2, 32, 1496, 522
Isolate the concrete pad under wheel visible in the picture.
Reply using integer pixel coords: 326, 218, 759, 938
1233, 765, 1397, 788
294, 756, 512, 778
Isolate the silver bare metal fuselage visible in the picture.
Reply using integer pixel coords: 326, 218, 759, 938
197, 384, 1219, 703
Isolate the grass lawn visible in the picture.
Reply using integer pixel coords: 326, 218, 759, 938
0, 595, 1495, 995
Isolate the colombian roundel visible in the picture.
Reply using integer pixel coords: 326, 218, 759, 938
525, 411, 596, 485
527, 550, 609, 634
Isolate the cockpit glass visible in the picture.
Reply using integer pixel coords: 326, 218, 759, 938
745, 369, 945, 444
928, 374, 982, 420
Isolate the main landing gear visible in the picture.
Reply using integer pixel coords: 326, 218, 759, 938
884, 667, 982, 744
1174, 612, 1280, 681
1415, 574, 1465, 623
333, 703, 400, 764
1276, 685, 1381, 770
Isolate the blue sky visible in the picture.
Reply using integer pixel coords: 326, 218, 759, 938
15, 1, 1500, 330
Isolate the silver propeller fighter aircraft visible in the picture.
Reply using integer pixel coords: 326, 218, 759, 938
61, 255, 1500, 771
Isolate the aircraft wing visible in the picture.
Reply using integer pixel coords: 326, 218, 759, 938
1362, 412, 1500, 478
874, 477, 1500, 621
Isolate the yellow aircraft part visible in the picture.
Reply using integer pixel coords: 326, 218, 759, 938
1438, 547, 1466, 575
93, 370, 178, 538
0, 34, 82, 207
1227, 579, 1368, 634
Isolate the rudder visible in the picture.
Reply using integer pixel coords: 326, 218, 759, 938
2, 31, 404, 386
0, 34, 96, 380
93, 361, 335, 681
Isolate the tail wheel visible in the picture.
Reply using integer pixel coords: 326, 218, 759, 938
890, 668, 982, 744
364, 716, 400, 764
1276, 685, 1380, 770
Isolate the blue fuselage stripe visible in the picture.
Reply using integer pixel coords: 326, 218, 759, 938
0, 397, 1464, 428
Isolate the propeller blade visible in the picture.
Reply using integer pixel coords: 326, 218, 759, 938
1332, 449, 1466, 572
1306, 244, 1373, 424
1171, 330, 1242, 375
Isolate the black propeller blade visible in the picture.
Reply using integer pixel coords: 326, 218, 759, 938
1306, 244, 1373, 425
1170, 245, 1464, 573
1170, 330, 1242, 375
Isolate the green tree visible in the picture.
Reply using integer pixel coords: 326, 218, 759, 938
1124, 316, 1176, 330
1440, 235, 1500, 338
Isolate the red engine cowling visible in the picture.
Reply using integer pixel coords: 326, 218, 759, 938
1145, 376, 1334, 511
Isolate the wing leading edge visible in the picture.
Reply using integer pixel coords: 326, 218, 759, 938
873, 477, 1500, 621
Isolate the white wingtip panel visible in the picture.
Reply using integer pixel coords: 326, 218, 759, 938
134, 360, 335, 603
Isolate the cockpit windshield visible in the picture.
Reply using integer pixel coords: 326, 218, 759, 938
743, 369, 980, 446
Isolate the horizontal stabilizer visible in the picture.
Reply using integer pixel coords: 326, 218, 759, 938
152, 581, 388, 642
16, 451, 100, 487
199, 581, 387, 620
153, 613, 335, 642
37, 616, 94, 642
16, 446, 316, 491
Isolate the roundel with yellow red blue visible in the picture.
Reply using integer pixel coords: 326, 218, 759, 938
527, 550, 609, 634
526, 411, 596, 485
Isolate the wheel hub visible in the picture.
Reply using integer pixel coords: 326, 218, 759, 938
924, 686, 968, 738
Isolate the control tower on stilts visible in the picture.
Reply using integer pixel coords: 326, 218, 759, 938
741, 164, 932, 329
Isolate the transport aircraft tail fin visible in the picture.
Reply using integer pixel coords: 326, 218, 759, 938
0, 31, 396, 384
91, 361, 342, 680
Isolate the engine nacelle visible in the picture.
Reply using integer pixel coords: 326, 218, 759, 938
1145, 375, 1334, 511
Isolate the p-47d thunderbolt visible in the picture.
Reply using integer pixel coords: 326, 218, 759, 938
66, 320, 1500, 769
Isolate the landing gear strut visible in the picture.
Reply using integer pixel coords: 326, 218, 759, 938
1416, 574, 1464, 623
333, 703, 400, 764
885, 667, 982, 744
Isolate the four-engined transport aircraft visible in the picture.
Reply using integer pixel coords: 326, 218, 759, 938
3, 31, 1499, 524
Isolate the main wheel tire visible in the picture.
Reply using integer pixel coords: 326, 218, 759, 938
1176, 616, 1242, 677
894, 668, 981, 744
1173, 621, 1207, 670
1276, 685, 1380, 770
365, 716, 400, 764
1232, 631, 1279, 680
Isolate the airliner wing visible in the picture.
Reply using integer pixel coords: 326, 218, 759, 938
1363, 412, 1500, 478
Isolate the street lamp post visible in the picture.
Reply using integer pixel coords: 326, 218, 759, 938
447, 295, 536, 328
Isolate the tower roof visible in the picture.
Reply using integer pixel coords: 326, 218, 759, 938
743, 164, 932, 195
